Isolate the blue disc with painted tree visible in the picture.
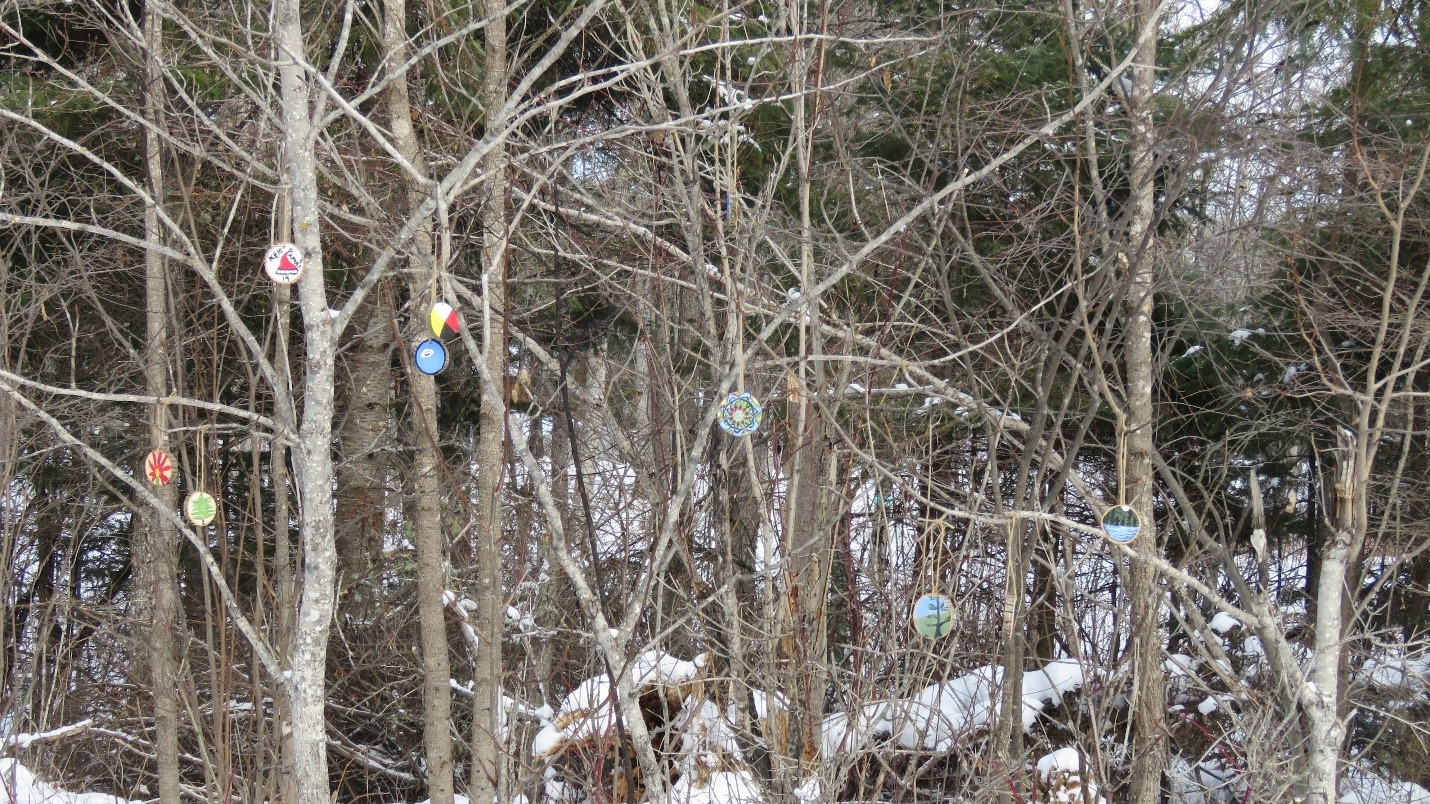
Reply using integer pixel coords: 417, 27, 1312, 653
414, 339, 448, 375
912, 594, 953, 639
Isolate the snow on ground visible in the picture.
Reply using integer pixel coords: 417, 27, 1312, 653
1036, 746, 1084, 779
0, 759, 135, 804
791, 777, 822, 802
1341, 766, 1430, 804
1357, 653, 1430, 695
671, 697, 747, 778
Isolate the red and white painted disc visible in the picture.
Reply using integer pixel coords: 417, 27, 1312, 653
264, 243, 304, 285
144, 449, 175, 486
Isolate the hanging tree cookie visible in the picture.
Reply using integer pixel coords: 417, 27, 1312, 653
263, 242, 304, 285
1101, 505, 1141, 544
1102, 415, 1143, 544
719, 391, 763, 437
912, 593, 954, 639
144, 450, 175, 486
717, 264, 761, 436
185, 491, 217, 527
910, 518, 954, 639
429, 301, 460, 341
413, 339, 448, 375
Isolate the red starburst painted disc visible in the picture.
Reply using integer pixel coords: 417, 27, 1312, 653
144, 450, 175, 486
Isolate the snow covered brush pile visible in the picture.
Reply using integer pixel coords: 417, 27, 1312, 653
530, 650, 771, 803
517, 632, 1430, 804
524, 649, 1100, 804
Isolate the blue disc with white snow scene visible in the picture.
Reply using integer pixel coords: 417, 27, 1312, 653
912, 594, 954, 639
1101, 505, 1141, 544
413, 339, 448, 375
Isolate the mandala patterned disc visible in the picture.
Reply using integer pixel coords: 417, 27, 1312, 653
718, 392, 763, 437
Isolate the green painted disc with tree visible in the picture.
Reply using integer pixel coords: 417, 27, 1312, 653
185, 491, 218, 527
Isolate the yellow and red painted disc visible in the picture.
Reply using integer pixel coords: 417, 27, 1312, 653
429, 301, 460, 340
144, 450, 175, 486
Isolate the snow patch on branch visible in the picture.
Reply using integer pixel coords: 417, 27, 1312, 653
2, 720, 94, 752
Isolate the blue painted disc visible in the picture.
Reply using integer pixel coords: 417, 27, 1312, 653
912, 594, 954, 639
414, 339, 448, 375
1101, 505, 1141, 544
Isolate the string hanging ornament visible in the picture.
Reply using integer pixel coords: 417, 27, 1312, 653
145, 449, 175, 486
184, 431, 217, 527
1102, 413, 1142, 544
414, 237, 455, 376
717, 268, 761, 436
715, 108, 762, 438
912, 518, 954, 640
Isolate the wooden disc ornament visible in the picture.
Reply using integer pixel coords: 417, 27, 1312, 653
413, 339, 448, 376
185, 491, 218, 527
912, 593, 954, 639
144, 450, 175, 486
1101, 505, 1141, 544
429, 301, 460, 341
263, 243, 304, 285
718, 392, 763, 437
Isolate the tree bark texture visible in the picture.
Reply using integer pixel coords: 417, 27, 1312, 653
470, 0, 510, 795
381, 0, 456, 800
773, 401, 837, 784
140, 7, 182, 801
335, 282, 392, 605
1301, 429, 1359, 804
274, 0, 340, 800
1122, 0, 1167, 800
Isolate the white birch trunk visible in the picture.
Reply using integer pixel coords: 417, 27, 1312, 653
1301, 428, 1357, 804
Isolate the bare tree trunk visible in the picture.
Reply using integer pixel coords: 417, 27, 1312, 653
0, 256, 14, 710
991, 515, 1027, 800
470, 0, 510, 794
1122, 0, 1166, 799
140, 8, 182, 801
274, 0, 340, 799
769, 6, 838, 781
992, 390, 1054, 798
335, 280, 392, 606
1301, 428, 1359, 804
772, 400, 835, 785
380, 1, 455, 800
270, 194, 299, 804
